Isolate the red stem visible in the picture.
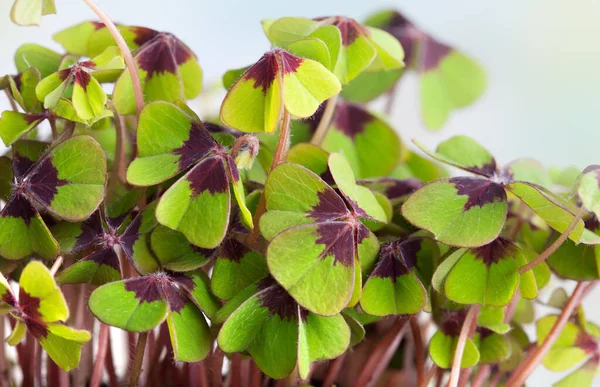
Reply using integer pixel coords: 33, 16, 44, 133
448, 305, 480, 387
82, 0, 144, 117
410, 318, 425, 387
353, 318, 408, 387
322, 353, 346, 387
506, 282, 592, 386
90, 324, 110, 387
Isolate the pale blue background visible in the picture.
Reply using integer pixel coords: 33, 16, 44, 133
1, 0, 599, 385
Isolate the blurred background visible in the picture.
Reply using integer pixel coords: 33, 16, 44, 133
1, 0, 599, 385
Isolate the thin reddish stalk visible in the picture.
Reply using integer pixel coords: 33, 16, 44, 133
82, 0, 144, 117
322, 353, 346, 387
90, 323, 110, 387
310, 95, 338, 146
211, 348, 225, 387
353, 318, 408, 387
230, 353, 242, 387
0, 318, 6, 386
246, 110, 291, 246
470, 365, 491, 387
506, 281, 591, 386
448, 305, 480, 387
49, 255, 63, 276
105, 331, 119, 387
33, 342, 42, 387
128, 332, 149, 387
250, 362, 262, 387
108, 103, 128, 185
519, 206, 586, 274
383, 84, 398, 116
410, 318, 425, 387
423, 364, 438, 387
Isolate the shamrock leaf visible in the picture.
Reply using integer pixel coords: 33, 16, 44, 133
537, 314, 599, 379
365, 10, 486, 129
263, 16, 404, 84
403, 136, 587, 247
220, 49, 340, 133
1, 261, 90, 371
0, 136, 106, 260
89, 270, 217, 362
211, 235, 269, 300
217, 277, 350, 379
10, 0, 56, 26
5, 67, 43, 113
111, 29, 202, 115
429, 309, 480, 369
0, 110, 49, 146
36, 48, 124, 121
14, 44, 62, 80
360, 238, 431, 316
262, 153, 384, 315
126, 101, 252, 248
432, 238, 529, 306
473, 328, 511, 364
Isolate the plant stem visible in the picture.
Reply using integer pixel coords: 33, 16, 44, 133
353, 318, 408, 387
384, 84, 398, 116
310, 95, 338, 146
90, 324, 110, 387
108, 103, 128, 185
49, 256, 63, 276
322, 353, 346, 387
448, 305, 480, 387
82, 0, 144, 117
422, 364, 438, 387
410, 318, 425, 387
471, 365, 491, 387
506, 281, 591, 386
246, 110, 292, 247
105, 331, 119, 387
128, 332, 149, 387
48, 116, 58, 140
4, 89, 18, 112
33, 342, 42, 387
519, 206, 586, 274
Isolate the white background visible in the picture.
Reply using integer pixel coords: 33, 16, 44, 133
1, 0, 599, 385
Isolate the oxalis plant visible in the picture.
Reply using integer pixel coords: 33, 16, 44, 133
0, 2, 599, 387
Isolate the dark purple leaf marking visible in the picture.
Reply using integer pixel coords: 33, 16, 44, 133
307, 188, 349, 223
476, 327, 494, 340
243, 50, 302, 94
205, 122, 242, 138
380, 12, 418, 62
382, 178, 423, 200
118, 212, 144, 263
167, 272, 196, 293
420, 36, 451, 72
333, 102, 373, 139
186, 156, 228, 196
82, 247, 120, 271
244, 52, 279, 93
24, 156, 68, 208
257, 277, 307, 320
91, 21, 105, 30
12, 142, 49, 179
124, 276, 163, 304
1, 194, 37, 226
576, 332, 599, 354
315, 17, 364, 46
23, 112, 49, 126
439, 309, 467, 337
315, 221, 355, 266
72, 211, 104, 252
162, 281, 189, 313
25, 319, 48, 339
74, 69, 92, 89
172, 121, 218, 172
18, 289, 42, 321
219, 237, 249, 263
450, 177, 506, 211
279, 51, 303, 75
585, 214, 599, 232
471, 237, 515, 266
1, 291, 17, 308
57, 68, 72, 82
135, 33, 193, 79
130, 27, 160, 46
13, 73, 23, 90
225, 154, 240, 183
371, 238, 422, 279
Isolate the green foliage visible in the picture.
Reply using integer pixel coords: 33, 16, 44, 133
0, 5, 596, 386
